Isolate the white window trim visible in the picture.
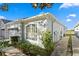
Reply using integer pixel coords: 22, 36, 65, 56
24, 22, 37, 41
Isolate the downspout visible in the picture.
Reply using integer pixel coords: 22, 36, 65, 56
20, 20, 25, 42
52, 21, 54, 42
50, 18, 55, 42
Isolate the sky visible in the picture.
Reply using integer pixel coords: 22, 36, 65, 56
0, 3, 79, 29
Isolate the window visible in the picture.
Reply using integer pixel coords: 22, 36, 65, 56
8, 28, 19, 36
40, 21, 47, 27
26, 24, 37, 40
54, 31, 58, 40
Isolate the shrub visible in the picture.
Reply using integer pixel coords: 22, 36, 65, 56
15, 40, 52, 56
0, 41, 10, 47
41, 29, 54, 55
11, 29, 55, 56
3, 41, 10, 47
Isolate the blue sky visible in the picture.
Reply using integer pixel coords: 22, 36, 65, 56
0, 3, 79, 29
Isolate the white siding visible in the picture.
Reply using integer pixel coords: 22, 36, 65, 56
53, 21, 66, 42
24, 19, 48, 48
0, 13, 67, 48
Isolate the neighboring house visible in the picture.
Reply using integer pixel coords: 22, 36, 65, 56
0, 13, 67, 47
74, 22, 79, 37
65, 29, 75, 35
0, 19, 11, 40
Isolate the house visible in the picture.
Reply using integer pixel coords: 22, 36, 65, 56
0, 19, 11, 40
65, 29, 75, 36
0, 13, 67, 48
74, 22, 79, 37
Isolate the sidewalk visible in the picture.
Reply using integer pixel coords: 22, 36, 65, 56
72, 36, 79, 56
51, 36, 69, 56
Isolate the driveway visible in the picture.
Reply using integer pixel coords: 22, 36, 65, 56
51, 36, 69, 56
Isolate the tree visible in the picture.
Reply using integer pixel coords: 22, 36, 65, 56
0, 3, 53, 11
32, 3, 53, 10
0, 3, 8, 11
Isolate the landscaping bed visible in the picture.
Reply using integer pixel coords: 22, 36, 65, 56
11, 30, 55, 56
0, 41, 10, 56
13, 41, 54, 56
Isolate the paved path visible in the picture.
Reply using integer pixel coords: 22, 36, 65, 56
51, 36, 69, 56
2, 46, 26, 56
72, 36, 79, 56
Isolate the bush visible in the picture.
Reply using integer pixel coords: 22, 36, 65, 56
3, 41, 10, 47
11, 29, 55, 56
41, 29, 54, 55
15, 41, 52, 56
0, 41, 10, 47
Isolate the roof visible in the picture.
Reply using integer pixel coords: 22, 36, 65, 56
0, 19, 12, 24
3, 13, 66, 29
74, 21, 79, 28
19, 13, 66, 28
50, 13, 67, 28
5, 13, 53, 25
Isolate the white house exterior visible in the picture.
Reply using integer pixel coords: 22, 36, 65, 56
0, 19, 11, 40
53, 20, 66, 42
0, 13, 67, 47
74, 22, 79, 37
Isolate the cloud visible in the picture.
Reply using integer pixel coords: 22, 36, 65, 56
66, 13, 76, 22
59, 3, 79, 9
0, 16, 6, 19
66, 19, 72, 22
67, 14, 76, 18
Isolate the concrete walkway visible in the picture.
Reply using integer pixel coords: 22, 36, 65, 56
2, 46, 26, 56
72, 36, 79, 56
51, 36, 69, 56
